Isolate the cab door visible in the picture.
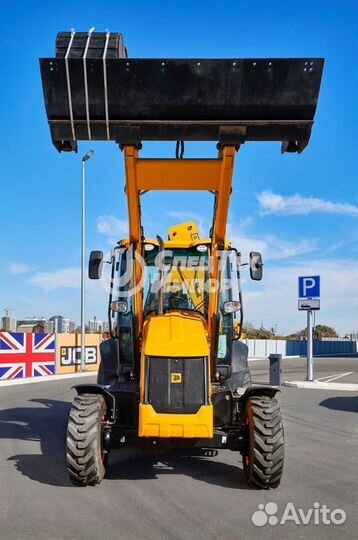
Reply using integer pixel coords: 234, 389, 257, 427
216, 250, 243, 365
109, 246, 136, 369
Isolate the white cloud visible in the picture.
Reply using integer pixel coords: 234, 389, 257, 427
257, 190, 358, 217
243, 259, 358, 336
227, 220, 356, 334
322, 238, 358, 255
97, 215, 128, 244
8, 262, 33, 275
163, 212, 316, 261
166, 210, 209, 223
228, 225, 317, 261
28, 267, 80, 292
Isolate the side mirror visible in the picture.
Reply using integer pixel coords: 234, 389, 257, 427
88, 250, 103, 279
249, 251, 263, 281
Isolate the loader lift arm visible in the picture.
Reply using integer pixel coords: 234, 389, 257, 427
123, 144, 237, 377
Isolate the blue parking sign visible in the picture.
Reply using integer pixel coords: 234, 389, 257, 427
299, 276, 320, 298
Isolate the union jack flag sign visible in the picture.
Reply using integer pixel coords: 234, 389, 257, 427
0, 333, 55, 380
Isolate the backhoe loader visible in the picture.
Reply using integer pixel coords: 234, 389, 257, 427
40, 30, 323, 488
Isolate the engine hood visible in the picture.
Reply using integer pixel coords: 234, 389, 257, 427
143, 310, 209, 357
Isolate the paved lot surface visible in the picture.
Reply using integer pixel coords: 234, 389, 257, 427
250, 356, 358, 385
0, 367, 357, 540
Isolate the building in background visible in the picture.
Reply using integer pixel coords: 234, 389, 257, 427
44, 320, 55, 333
69, 320, 77, 333
17, 323, 45, 333
1, 314, 77, 334
1, 316, 17, 332
49, 315, 70, 333
87, 318, 109, 333
102, 321, 110, 332
17, 317, 47, 330
88, 318, 103, 333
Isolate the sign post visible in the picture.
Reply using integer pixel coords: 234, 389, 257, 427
306, 309, 313, 381
54, 317, 58, 375
298, 276, 320, 382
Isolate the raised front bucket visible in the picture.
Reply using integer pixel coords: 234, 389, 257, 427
40, 35, 324, 152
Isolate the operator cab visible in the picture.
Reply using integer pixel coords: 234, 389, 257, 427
89, 221, 260, 381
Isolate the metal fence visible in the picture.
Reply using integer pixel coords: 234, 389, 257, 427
245, 339, 358, 358
243, 339, 286, 358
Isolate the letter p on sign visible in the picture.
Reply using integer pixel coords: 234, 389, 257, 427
299, 276, 320, 298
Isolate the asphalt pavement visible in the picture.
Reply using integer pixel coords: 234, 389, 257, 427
250, 355, 358, 385
0, 361, 357, 540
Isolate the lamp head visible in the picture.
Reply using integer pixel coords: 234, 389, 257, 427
82, 150, 94, 162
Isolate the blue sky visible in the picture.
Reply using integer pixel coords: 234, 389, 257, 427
0, 0, 357, 335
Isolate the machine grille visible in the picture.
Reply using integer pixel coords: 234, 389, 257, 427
145, 357, 207, 414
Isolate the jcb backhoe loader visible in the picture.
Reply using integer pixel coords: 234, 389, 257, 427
40, 30, 323, 488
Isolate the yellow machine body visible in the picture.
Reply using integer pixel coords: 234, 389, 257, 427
117, 146, 237, 440
142, 311, 209, 359
138, 404, 213, 438
139, 310, 213, 438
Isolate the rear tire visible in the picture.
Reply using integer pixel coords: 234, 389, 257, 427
242, 395, 284, 489
66, 393, 108, 486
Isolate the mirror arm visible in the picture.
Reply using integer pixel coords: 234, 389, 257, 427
108, 254, 115, 337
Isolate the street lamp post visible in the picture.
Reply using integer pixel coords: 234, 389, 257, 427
80, 150, 94, 371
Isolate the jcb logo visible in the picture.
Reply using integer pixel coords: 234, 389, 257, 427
60, 346, 97, 366
171, 373, 182, 384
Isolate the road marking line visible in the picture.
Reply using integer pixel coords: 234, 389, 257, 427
316, 372, 353, 383
315, 372, 351, 382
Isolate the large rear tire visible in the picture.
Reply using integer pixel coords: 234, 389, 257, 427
66, 393, 108, 486
242, 395, 284, 489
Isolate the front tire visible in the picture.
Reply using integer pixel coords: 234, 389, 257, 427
66, 393, 108, 486
242, 395, 284, 489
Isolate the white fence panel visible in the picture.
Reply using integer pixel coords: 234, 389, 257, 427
244, 339, 358, 357
244, 339, 286, 358
276, 340, 286, 356
254, 340, 267, 357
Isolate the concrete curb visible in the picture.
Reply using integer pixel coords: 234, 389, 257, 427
283, 380, 358, 392
0, 371, 96, 388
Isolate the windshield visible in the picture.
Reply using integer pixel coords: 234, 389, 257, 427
143, 246, 209, 317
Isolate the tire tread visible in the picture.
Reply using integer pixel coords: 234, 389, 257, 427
66, 393, 107, 486
243, 396, 284, 489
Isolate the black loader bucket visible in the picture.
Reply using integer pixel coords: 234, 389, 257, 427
40, 31, 324, 152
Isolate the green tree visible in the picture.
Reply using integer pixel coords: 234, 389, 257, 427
286, 324, 338, 340
314, 324, 338, 338
243, 323, 275, 339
